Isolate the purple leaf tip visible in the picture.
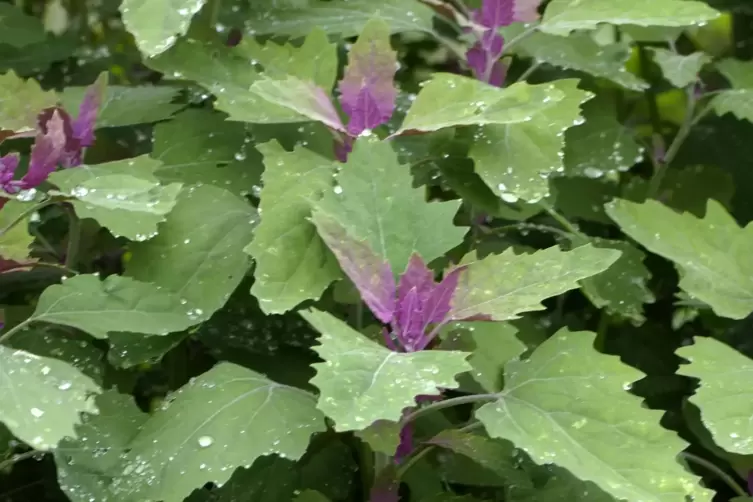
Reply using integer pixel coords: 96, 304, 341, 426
338, 17, 398, 136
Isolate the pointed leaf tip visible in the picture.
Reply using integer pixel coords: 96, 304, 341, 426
338, 17, 398, 135
73, 72, 107, 148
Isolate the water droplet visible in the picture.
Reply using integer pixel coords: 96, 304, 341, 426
198, 436, 214, 448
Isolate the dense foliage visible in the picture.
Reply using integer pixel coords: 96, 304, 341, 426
2, 0, 753, 500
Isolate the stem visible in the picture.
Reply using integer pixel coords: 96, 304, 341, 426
400, 393, 498, 426
647, 85, 697, 199
63, 205, 80, 270
0, 261, 77, 276
537, 201, 580, 236
679, 452, 747, 497
0, 450, 43, 472
0, 319, 32, 344
503, 24, 538, 53
30, 226, 59, 259
487, 222, 572, 240
397, 421, 483, 478
516, 62, 542, 83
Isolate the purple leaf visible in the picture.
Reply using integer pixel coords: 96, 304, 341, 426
334, 135, 354, 163
369, 466, 400, 502
473, 0, 515, 29
312, 212, 396, 323
465, 31, 505, 87
22, 110, 68, 189
73, 72, 107, 149
338, 18, 398, 136
394, 423, 414, 463
0, 153, 20, 192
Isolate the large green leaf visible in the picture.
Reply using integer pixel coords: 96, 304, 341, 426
576, 238, 655, 324
476, 328, 712, 502
245, 0, 434, 37
151, 109, 263, 197
246, 141, 340, 314
55, 364, 326, 502
26, 274, 199, 338
0, 344, 100, 450
312, 136, 465, 275
120, 0, 206, 56
0, 70, 58, 132
148, 29, 336, 124
563, 96, 644, 178
504, 25, 647, 91
677, 337, 753, 454
302, 309, 471, 431
648, 48, 710, 88
450, 244, 621, 321
59, 85, 183, 128
49, 156, 182, 241
712, 59, 753, 123
0, 3, 46, 48
0, 199, 34, 261
540, 0, 720, 36
606, 198, 753, 319
125, 184, 257, 323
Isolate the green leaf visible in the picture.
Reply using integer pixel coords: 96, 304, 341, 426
563, 96, 644, 178
56, 364, 325, 502
429, 430, 532, 488
551, 176, 619, 224
125, 184, 258, 323
120, 0, 206, 57
245, 0, 434, 37
59, 85, 183, 128
575, 238, 655, 324
295, 491, 331, 502
442, 321, 527, 392
313, 136, 465, 274
509, 465, 615, 502
27, 274, 199, 338
0, 4, 46, 48
0, 70, 58, 132
677, 337, 753, 454
648, 48, 710, 88
606, 198, 753, 319
0, 200, 34, 261
151, 109, 263, 197
504, 25, 648, 90
712, 59, 753, 123
107, 332, 187, 368
246, 141, 341, 314
0, 344, 100, 450
302, 308, 471, 431
540, 0, 720, 36
451, 244, 621, 321
49, 157, 182, 241
476, 328, 712, 502
354, 420, 402, 455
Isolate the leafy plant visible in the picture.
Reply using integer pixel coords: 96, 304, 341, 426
1, 0, 753, 501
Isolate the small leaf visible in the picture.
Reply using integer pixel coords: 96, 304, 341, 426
59, 85, 182, 128
355, 420, 402, 455
151, 109, 262, 197
576, 238, 655, 324
648, 48, 710, 88
125, 184, 258, 323
606, 198, 753, 319
245, 0, 434, 37
0, 344, 100, 450
450, 244, 621, 321
28, 274, 199, 338
120, 0, 206, 56
712, 59, 753, 123
0, 70, 58, 133
302, 308, 471, 431
251, 77, 345, 132
338, 17, 397, 135
245, 141, 341, 313
313, 136, 465, 275
563, 96, 644, 178
107, 332, 186, 368
678, 337, 753, 454
0, 199, 34, 261
49, 157, 182, 241
540, 0, 720, 36
504, 25, 648, 90
476, 328, 712, 502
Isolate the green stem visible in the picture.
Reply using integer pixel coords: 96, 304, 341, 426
30, 226, 59, 259
679, 452, 747, 497
516, 62, 541, 83
0, 319, 32, 344
397, 421, 483, 478
0, 199, 57, 238
537, 201, 580, 236
401, 394, 498, 426
63, 205, 80, 270
0, 450, 42, 472
488, 222, 572, 240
